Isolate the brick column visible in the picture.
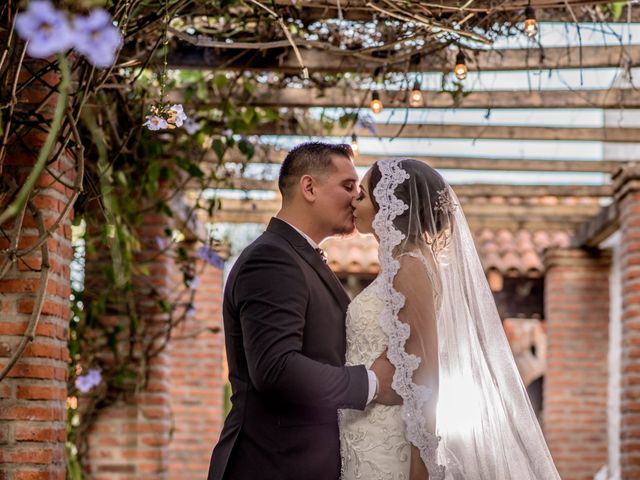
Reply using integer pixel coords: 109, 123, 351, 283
543, 248, 610, 480
85, 213, 177, 480
614, 164, 640, 479
168, 245, 227, 479
0, 60, 75, 479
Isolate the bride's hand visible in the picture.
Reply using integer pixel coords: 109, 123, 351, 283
370, 350, 402, 405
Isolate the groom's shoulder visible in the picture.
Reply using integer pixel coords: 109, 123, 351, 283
235, 230, 294, 266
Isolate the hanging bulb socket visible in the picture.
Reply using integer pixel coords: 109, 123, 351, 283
350, 133, 359, 154
524, 6, 538, 38
454, 50, 468, 81
409, 80, 423, 107
370, 91, 383, 114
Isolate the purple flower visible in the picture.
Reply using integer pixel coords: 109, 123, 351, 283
155, 236, 166, 250
186, 303, 196, 317
183, 117, 201, 135
356, 114, 377, 135
73, 9, 122, 68
144, 115, 168, 131
197, 245, 224, 270
167, 104, 187, 128
15, 1, 74, 59
75, 368, 102, 393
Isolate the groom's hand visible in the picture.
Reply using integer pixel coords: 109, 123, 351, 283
371, 351, 402, 406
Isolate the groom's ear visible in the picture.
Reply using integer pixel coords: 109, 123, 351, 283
299, 174, 316, 203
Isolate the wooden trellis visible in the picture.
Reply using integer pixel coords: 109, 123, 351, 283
171, 1, 640, 230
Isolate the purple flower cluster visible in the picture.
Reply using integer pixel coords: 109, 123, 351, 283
16, 1, 122, 68
144, 104, 189, 132
75, 368, 102, 393
72, 9, 123, 68
197, 245, 225, 270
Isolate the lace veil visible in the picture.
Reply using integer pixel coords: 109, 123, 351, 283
371, 158, 561, 480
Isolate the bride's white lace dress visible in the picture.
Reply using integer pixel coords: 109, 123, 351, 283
339, 277, 411, 480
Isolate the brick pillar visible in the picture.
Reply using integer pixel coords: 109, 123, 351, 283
85, 213, 177, 480
0, 61, 75, 479
543, 248, 610, 480
168, 245, 227, 479
615, 164, 640, 479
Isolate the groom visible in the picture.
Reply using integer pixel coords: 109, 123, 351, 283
208, 142, 397, 480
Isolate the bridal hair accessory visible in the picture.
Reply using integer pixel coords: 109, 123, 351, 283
434, 188, 458, 217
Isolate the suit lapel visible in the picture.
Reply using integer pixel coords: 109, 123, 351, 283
267, 218, 350, 311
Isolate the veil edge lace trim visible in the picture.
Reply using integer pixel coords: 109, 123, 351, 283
372, 158, 446, 480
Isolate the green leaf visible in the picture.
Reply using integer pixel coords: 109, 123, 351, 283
213, 73, 230, 91
243, 81, 256, 96
145, 162, 160, 196
612, 2, 625, 20
196, 81, 208, 101
242, 107, 255, 124
158, 298, 171, 313
212, 138, 225, 161
238, 139, 255, 160
115, 171, 128, 187
187, 163, 205, 178
139, 265, 151, 276
156, 200, 174, 218
262, 108, 280, 122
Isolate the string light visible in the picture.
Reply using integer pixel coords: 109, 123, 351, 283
454, 50, 468, 81
350, 133, 359, 154
409, 80, 423, 107
524, 6, 538, 38
370, 91, 383, 114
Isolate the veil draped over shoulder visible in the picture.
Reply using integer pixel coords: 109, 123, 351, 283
371, 158, 561, 480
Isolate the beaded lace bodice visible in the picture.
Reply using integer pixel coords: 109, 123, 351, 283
339, 279, 411, 480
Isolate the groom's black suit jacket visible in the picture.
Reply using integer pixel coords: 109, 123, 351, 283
208, 218, 369, 480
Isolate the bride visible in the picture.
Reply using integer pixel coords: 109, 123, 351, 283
339, 158, 561, 480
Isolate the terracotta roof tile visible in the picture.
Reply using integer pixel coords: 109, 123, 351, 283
321, 228, 571, 277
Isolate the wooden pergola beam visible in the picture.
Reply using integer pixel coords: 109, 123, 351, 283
210, 212, 594, 230
220, 149, 621, 173
215, 178, 612, 197
215, 198, 600, 217
208, 197, 601, 228
167, 44, 639, 73
176, 88, 640, 110
184, 1, 640, 23
254, 121, 640, 143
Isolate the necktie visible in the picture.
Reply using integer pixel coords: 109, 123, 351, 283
315, 247, 328, 264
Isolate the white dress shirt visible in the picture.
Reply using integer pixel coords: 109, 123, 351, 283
281, 219, 378, 405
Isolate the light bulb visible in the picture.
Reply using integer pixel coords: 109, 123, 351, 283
350, 133, 359, 154
454, 51, 467, 81
409, 81, 423, 107
370, 91, 383, 114
524, 6, 537, 37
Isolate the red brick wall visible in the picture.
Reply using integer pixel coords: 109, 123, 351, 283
85, 213, 177, 480
619, 190, 640, 478
543, 248, 610, 480
0, 60, 74, 480
168, 252, 226, 479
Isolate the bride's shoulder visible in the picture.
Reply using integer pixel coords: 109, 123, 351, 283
397, 250, 431, 273
395, 251, 441, 295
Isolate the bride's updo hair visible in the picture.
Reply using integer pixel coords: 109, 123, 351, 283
368, 158, 455, 249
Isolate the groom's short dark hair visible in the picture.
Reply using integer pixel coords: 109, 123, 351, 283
278, 142, 354, 199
